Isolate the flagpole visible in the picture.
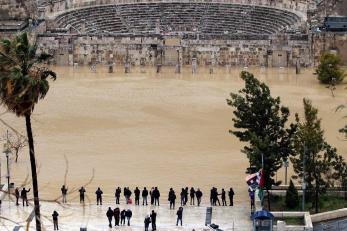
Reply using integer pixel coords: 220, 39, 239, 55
261, 153, 264, 169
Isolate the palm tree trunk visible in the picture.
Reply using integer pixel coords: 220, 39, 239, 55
25, 113, 41, 231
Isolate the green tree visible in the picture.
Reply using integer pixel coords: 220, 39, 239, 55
285, 180, 299, 209
315, 53, 345, 84
0, 33, 56, 231
336, 104, 347, 138
291, 99, 341, 213
227, 71, 296, 208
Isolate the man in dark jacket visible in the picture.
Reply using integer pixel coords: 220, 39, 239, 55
61, 185, 68, 203
190, 187, 196, 205
21, 187, 30, 206
52, 210, 59, 230
180, 188, 185, 206
120, 209, 126, 225
150, 187, 155, 205
229, 187, 235, 206
196, 188, 203, 206
150, 210, 157, 230
168, 188, 176, 210
176, 207, 183, 226
184, 187, 189, 205
134, 187, 140, 205
153, 187, 160, 206
142, 187, 149, 205
114, 207, 120, 226
144, 215, 151, 231
14, 188, 20, 206
95, 187, 103, 205
221, 188, 227, 206
106, 207, 114, 228
125, 209, 132, 226
79, 186, 86, 204
115, 187, 121, 204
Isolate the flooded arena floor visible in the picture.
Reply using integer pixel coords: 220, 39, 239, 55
1, 65, 346, 206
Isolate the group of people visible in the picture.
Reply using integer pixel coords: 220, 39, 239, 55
48, 185, 233, 230
106, 207, 133, 227
58, 185, 236, 208
210, 187, 235, 206
106, 207, 184, 230
14, 187, 31, 206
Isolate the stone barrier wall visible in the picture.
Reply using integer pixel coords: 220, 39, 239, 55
36, 33, 310, 67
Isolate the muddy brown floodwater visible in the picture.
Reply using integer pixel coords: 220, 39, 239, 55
1, 66, 346, 203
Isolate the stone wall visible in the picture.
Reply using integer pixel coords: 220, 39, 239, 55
312, 32, 347, 65
0, 0, 37, 20
37, 33, 310, 67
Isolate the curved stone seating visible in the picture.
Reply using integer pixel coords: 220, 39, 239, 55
54, 2, 302, 35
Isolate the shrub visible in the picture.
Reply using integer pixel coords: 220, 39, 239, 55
315, 53, 345, 84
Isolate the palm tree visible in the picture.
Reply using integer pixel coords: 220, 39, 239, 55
0, 33, 56, 231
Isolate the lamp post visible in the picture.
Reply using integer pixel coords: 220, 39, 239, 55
3, 134, 11, 196
283, 159, 289, 185
302, 142, 306, 211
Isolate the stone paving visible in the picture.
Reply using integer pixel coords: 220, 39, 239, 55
0, 199, 252, 231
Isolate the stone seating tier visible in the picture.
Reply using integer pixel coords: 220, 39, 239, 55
54, 2, 302, 35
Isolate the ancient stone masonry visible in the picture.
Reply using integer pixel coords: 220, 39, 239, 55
0, 0, 36, 20
312, 32, 347, 65
1, 0, 346, 68
36, 33, 310, 68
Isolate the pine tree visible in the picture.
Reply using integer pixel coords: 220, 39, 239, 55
227, 71, 296, 208
291, 99, 341, 213
315, 53, 345, 84
285, 180, 299, 209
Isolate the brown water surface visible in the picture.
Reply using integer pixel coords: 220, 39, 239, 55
2, 66, 346, 203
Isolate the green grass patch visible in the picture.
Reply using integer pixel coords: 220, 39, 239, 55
274, 217, 305, 226
266, 194, 347, 214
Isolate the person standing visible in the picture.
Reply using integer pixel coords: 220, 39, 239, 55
134, 187, 140, 205
120, 209, 126, 225
52, 210, 59, 230
144, 215, 151, 231
150, 187, 155, 205
221, 188, 227, 206
115, 187, 121, 204
61, 185, 68, 203
153, 187, 160, 206
123, 187, 128, 203
106, 207, 114, 228
95, 187, 103, 205
14, 187, 20, 206
114, 207, 120, 226
21, 187, 30, 206
180, 188, 185, 206
150, 210, 157, 231
125, 209, 132, 226
176, 207, 183, 226
184, 187, 189, 205
168, 188, 176, 210
79, 186, 86, 204
196, 188, 203, 206
249, 189, 255, 212
228, 187, 235, 206
142, 187, 148, 205
190, 187, 196, 205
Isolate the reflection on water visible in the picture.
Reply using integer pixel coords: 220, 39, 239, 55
3, 66, 346, 202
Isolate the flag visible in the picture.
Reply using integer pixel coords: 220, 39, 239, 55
257, 169, 265, 202
246, 173, 258, 190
